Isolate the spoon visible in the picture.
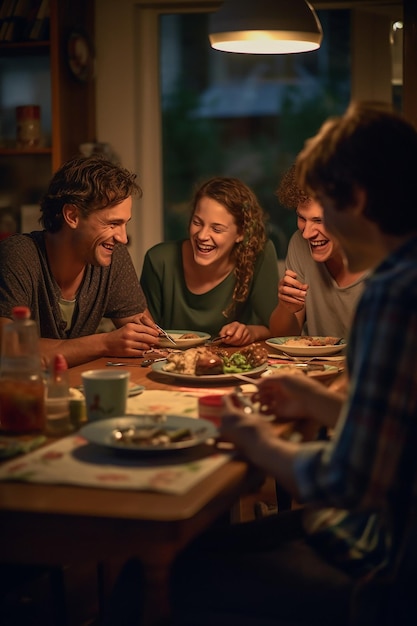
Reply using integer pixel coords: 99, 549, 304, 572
106, 361, 144, 367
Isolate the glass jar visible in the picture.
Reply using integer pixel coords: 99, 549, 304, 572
16, 105, 42, 148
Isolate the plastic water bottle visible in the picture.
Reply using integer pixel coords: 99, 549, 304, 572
0, 306, 46, 433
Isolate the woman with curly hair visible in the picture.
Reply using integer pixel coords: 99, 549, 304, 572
140, 176, 278, 345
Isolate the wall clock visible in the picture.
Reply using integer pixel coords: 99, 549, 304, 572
67, 30, 95, 82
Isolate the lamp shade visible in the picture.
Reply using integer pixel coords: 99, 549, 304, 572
209, 0, 323, 54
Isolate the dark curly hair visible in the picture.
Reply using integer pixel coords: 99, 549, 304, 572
39, 155, 142, 233
276, 164, 310, 210
190, 176, 267, 318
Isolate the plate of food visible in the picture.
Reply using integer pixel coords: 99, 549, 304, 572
266, 336, 346, 357
79, 414, 218, 453
151, 344, 268, 383
265, 363, 341, 383
158, 330, 210, 349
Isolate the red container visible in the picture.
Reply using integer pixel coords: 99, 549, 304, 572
198, 394, 224, 427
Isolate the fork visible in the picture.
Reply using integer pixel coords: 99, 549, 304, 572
155, 324, 177, 346
278, 352, 317, 362
206, 335, 228, 345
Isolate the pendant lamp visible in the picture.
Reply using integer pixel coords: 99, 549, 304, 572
209, 0, 323, 54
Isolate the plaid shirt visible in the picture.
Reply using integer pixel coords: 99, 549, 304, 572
295, 235, 417, 575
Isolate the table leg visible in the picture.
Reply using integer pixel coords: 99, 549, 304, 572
97, 548, 175, 626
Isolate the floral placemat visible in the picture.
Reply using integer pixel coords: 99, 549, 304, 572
126, 389, 200, 417
0, 433, 231, 495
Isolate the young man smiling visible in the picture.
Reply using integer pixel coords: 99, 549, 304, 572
0, 155, 160, 367
269, 164, 367, 339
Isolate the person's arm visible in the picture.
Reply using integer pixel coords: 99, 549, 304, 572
269, 269, 307, 336
253, 373, 344, 427
219, 374, 344, 500
1, 309, 160, 369
221, 394, 307, 500
36, 310, 160, 368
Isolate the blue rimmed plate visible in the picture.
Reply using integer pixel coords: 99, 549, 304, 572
158, 330, 210, 349
266, 336, 346, 357
79, 414, 218, 453
151, 360, 268, 384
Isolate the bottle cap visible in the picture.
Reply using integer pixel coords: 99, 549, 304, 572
54, 353, 68, 372
12, 306, 30, 320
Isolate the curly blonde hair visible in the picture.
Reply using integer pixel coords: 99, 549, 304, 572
191, 177, 267, 318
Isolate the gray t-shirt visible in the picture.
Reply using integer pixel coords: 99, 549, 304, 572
0, 231, 147, 338
286, 230, 366, 339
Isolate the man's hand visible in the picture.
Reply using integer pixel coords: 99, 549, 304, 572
104, 312, 160, 356
253, 374, 343, 428
220, 394, 275, 459
278, 269, 308, 314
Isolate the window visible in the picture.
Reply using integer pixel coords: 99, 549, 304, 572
159, 9, 351, 258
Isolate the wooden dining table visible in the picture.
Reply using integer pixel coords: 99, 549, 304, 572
0, 344, 344, 624
0, 351, 279, 625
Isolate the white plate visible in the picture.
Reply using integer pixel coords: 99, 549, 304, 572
79, 414, 218, 453
265, 363, 340, 382
152, 360, 268, 383
266, 336, 346, 357
158, 330, 210, 349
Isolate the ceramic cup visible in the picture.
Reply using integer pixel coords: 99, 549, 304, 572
81, 369, 130, 422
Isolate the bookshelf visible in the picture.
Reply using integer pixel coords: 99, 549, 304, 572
0, 0, 95, 233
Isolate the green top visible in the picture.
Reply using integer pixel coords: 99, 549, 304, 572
140, 240, 279, 336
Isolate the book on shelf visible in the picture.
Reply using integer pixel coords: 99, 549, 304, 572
0, 0, 49, 43
28, 0, 49, 41
0, 0, 17, 41
0, 0, 17, 20
3, 0, 29, 42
